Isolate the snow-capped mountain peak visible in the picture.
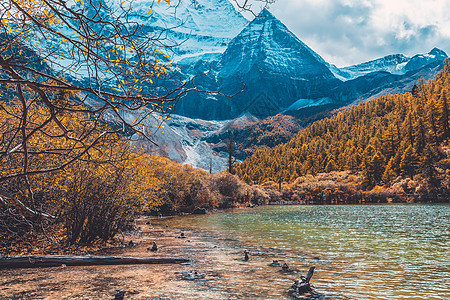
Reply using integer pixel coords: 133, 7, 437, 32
331, 48, 448, 81
219, 7, 334, 79
405, 48, 448, 72
429, 47, 447, 57
173, 7, 340, 120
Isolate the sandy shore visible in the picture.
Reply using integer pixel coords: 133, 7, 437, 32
0, 216, 317, 299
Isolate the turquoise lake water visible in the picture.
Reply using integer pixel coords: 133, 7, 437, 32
168, 204, 449, 299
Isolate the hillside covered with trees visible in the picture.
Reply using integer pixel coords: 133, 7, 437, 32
235, 61, 450, 202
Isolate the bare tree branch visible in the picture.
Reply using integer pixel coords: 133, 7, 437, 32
231, 0, 277, 17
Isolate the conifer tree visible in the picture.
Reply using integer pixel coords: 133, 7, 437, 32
382, 123, 399, 159
413, 117, 426, 154
400, 145, 419, 177
421, 145, 440, 187
325, 159, 338, 173
425, 97, 440, 145
403, 111, 415, 147
382, 157, 397, 185
438, 88, 449, 139
371, 152, 385, 183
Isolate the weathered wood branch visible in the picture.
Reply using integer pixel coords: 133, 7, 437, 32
305, 266, 315, 283
289, 266, 317, 296
0, 190, 56, 219
0, 255, 190, 268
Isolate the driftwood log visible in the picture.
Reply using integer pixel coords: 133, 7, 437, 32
289, 266, 317, 296
113, 290, 127, 300
0, 256, 189, 269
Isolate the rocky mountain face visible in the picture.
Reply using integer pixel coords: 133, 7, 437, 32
174, 8, 341, 120
340, 60, 446, 106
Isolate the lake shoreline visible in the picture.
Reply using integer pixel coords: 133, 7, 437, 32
0, 216, 312, 299
0, 218, 218, 299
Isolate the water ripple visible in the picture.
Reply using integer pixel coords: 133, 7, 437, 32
169, 204, 450, 299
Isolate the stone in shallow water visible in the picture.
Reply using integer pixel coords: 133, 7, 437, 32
179, 270, 206, 280
269, 260, 281, 267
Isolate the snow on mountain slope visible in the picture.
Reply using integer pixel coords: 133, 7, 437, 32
174, 8, 341, 120
130, 0, 246, 38
36, 0, 247, 77
220, 8, 332, 78
283, 97, 333, 112
330, 54, 409, 80
404, 48, 448, 71
331, 48, 448, 81
127, 0, 248, 60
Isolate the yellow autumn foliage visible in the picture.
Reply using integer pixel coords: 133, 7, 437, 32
0, 98, 167, 248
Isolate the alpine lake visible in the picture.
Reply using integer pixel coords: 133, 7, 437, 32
166, 204, 449, 299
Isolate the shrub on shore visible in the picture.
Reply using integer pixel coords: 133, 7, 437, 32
0, 145, 269, 254
255, 170, 450, 204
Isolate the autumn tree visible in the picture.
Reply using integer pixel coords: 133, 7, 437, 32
1, 0, 182, 210
437, 88, 449, 139
382, 157, 397, 185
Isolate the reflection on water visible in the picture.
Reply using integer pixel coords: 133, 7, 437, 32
168, 204, 450, 299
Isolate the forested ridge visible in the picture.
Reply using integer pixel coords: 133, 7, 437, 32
236, 61, 450, 191
234, 115, 303, 159
209, 115, 303, 160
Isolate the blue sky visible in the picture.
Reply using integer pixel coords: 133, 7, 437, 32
237, 0, 450, 67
